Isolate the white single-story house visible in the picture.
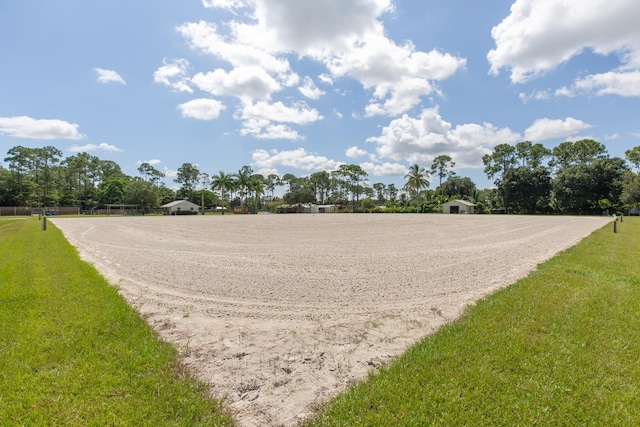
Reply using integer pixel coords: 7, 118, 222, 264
442, 199, 476, 214
161, 200, 200, 215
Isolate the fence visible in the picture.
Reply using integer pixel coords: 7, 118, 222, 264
0, 207, 31, 216
0, 206, 80, 216
92, 208, 162, 216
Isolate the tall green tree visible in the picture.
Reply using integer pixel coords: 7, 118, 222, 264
552, 158, 627, 214
483, 143, 532, 212
337, 164, 368, 212
515, 141, 551, 168
386, 183, 398, 202
266, 173, 281, 202
430, 155, 455, 187
437, 176, 476, 200
483, 143, 517, 181
138, 162, 164, 184
310, 171, 331, 204
4, 146, 34, 206
625, 146, 640, 172
502, 167, 551, 214
372, 182, 387, 204
97, 176, 130, 206
0, 166, 19, 205
61, 152, 101, 210
550, 139, 607, 170
621, 171, 640, 208
281, 173, 296, 193
32, 146, 63, 207
403, 164, 429, 213
328, 171, 348, 204
157, 184, 176, 206
124, 178, 159, 211
174, 163, 200, 202
98, 160, 124, 180
283, 175, 315, 204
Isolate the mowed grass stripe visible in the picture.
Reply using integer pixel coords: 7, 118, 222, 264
308, 217, 640, 426
0, 218, 233, 426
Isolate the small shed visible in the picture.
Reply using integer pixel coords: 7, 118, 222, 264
161, 200, 200, 215
443, 199, 476, 214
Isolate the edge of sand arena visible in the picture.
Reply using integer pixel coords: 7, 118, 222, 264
51, 214, 610, 426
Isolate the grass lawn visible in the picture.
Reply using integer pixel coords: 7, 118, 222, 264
3, 216, 639, 426
308, 217, 640, 426
0, 218, 233, 426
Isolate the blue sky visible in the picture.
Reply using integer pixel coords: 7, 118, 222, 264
1, 0, 639, 190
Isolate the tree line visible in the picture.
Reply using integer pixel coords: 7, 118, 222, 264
1, 140, 639, 214
483, 140, 640, 214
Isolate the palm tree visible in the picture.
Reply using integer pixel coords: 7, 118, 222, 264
235, 166, 253, 207
249, 175, 265, 209
403, 164, 429, 213
198, 173, 210, 215
211, 171, 234, 212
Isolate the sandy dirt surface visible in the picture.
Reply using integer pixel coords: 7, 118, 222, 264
51, 214, 609, 426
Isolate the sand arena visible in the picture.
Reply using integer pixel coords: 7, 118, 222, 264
51, 214, 609, 426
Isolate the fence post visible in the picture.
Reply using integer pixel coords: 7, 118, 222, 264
613, 219, 618, 233
42, 216, 47, 231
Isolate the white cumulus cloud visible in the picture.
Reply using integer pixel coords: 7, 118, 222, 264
241, 120, 302, 140
169, 0, 465, 123
137, 159, 162, 165
0, 116, 85, 140
252, 148, 342, 171
178, 20, 292, 75
240, 100, 323, 124
359, 161, 407, 177
367, 108, 521, 168
346, 146, 369, 158
94, 68, 126, 85
153, 58, 193, 93
178, 98, 226, 120
201, 0, 248, 10
251, 0, 393, 53
163, 167, 178, 178
569, 71, 640, 97
524, 117, 593, 142
328, 36, 465, 116
488, 0, 640, 92
237, 100, 323, 140
298, 76, 325, 100
192, 66, 282, 100
69, 142, 123, 153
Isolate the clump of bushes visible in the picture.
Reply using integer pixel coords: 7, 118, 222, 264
171, 210, 198, 215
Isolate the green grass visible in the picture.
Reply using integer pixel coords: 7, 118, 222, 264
4, 217, 640, 426
309, 217, 640, 426
0, 218, 234, 426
